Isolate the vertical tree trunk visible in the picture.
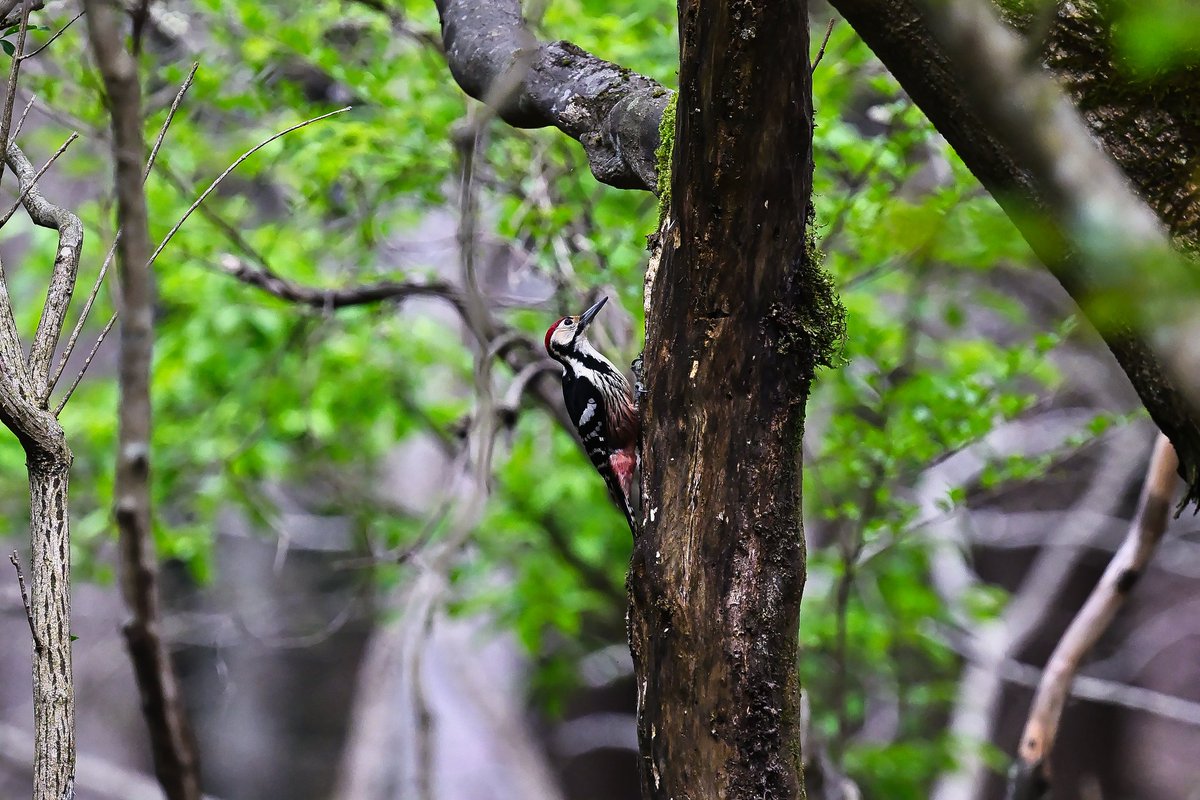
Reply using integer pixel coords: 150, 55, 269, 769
84, 3, 202, 797
630, 0, 840, 797
28, 438, 74, 800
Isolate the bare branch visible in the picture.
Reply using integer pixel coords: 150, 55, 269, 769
53, 310, 114, 415
0, 0, 33, 175
11, 92, 34, 139
84, 2, 200, 798
810, 18, 836, 73
434, 0, 669, 191
1008, 433, 1178, 799
5, 139, 84, 402
146, 105, 350, 271
19, 9, 85, 61
8, 549, 41, 650
216, 254, 466, 313
49, 62, 198, 399
0, 129, 77, 228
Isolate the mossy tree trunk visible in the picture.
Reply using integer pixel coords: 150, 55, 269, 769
629, 0, 842, 796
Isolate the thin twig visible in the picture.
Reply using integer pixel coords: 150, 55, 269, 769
143, 62, 197, 182
53, 311, 114, 415
56, 107, 350, 417
0, 130, 77, 228
19, 9, 84, 61
811, 17, 836, 74
9, 550, 42, 650
49, 63, 199, 400
0, 0, 32, 169
10, 92, 34, 140
146, 106, 351, 272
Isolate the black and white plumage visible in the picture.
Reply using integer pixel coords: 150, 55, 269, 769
545, 297, 638, 531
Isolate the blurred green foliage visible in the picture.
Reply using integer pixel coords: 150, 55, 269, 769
0, 0, 1167, 796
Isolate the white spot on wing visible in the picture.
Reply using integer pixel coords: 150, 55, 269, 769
579, 398, 597, 426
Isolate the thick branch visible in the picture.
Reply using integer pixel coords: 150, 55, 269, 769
1008, 433, 1178, 799
6, 141, 83, 402
827, 0, 1200, 505
84, 2, 201, 799
433, 0, 669, 190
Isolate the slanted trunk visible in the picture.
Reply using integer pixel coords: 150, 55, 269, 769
629, 0, 841, 796
827, 0, 1200, 503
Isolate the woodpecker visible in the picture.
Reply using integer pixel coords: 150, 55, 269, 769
545, 296, 638, 531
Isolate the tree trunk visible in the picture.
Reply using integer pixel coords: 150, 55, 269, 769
629, 0, 841, 797
28, 436, 74, 800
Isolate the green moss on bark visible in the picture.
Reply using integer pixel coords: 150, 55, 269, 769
655, 91, 677, 223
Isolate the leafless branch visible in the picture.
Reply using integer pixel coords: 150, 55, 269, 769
1008, 433, 1178, 800
0, 129, 77, 227
811, 18, 836, 73
84, 2, 200, 798
20, 8, 84, 61
9, 549, 41, 650
147, 106, 350, 272
5, 139, 84, 402
49, 62, 198, 399
0, 0, 33, 178
53, 310, 114, 415
11, 91, 34, 138
216, 254, 466, 313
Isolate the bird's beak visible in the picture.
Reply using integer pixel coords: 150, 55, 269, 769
577, 296, 608, 332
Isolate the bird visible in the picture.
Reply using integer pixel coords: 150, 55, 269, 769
544, 296, 638, 531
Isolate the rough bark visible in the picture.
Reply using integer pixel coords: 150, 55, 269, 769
84, 3, 201, 798
628, 0, 841, 796
29, 450, 73, 800
1, 138, 81, 800
826, 0, 1200, 504
433, 0, 670, 190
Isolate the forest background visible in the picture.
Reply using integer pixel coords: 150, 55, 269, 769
0, 1, 1199, 799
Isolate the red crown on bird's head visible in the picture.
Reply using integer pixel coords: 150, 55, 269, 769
545, 317, 568, 353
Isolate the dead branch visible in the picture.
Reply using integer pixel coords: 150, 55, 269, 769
8, 549, 40, 650
83, 2, 200, 798
1007, 433, 1178, 799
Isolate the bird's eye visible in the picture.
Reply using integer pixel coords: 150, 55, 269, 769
563, 319, 573, 327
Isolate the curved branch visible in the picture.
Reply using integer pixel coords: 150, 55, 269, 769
6, 141, 83, 402
433, 0, 670, 190
1008, 433, 1178, 799
217, 255, 467, 313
